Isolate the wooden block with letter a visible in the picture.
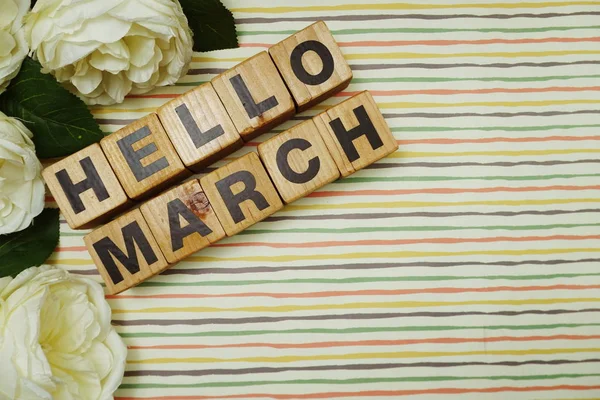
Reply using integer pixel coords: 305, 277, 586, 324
100, 113, 189, 199
258, 119, 339, 203
211, 51, 295, 142
157, 83, 243, 172
200, 152, 283, 236
42, 144, 129, 229
140, 179, 226, 263
84, 209, 169, 294
269, 21, 352, 112
313, 91, 398, 177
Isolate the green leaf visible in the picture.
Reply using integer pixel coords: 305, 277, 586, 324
0, 208, 60, 278
179, 0, 239, 52
0, 58, 104, 159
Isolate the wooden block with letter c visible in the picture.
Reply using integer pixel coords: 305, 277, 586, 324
140, 179, 226, 263
200, 152, 283, 236
313, 91, 398, 177
84, 208, 170, 294
100, 113, 190, 200
42, 143, 129, 229
258, 119, 340, 203
269, 21, 352, 112
211, 51, 295, 142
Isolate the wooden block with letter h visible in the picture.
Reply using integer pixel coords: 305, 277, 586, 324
269, 20, 352, 112
42, 143, 129, 229
84, 209, 169, 294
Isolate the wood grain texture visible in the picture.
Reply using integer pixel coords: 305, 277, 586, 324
140, 179, 226, 263
211, 51, 295, 141
313, 91, 398, 177
269, 20, 352, 112
200, 152, 283, 236
258, 119, 340, 203
84, 208, 169, 295
157, 83, 243, 172
42, 144, 129, 229
100, 113, 190, 199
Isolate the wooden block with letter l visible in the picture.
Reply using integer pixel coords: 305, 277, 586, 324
157, 83, 243, 172
42, 144, 129, 229
211, 51, 295, 142
313, 91, 398, 177
140, 179, 226, 263
269, 21, 352, 112
100, 113, 190, 200
200, 152, 283, 236
84, 208, 169, 294
258, 119, 340, 203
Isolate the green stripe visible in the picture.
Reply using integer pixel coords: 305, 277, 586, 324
120, 373, 600, 389
238, 26, 600, 35
137, 272, 600, 287
118, 323, 600, 338
332, 174, 600, 183
351, 75, 600, 83
391, 124, 600, 132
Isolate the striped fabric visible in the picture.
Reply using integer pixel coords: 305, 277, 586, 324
47, 0, 600, 399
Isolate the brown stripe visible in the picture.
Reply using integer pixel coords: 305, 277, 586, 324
383, 110, 600, 118
350, 61, 600, 70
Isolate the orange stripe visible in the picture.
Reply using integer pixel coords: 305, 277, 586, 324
308, 185, 600, 197
128, 334, 600, 350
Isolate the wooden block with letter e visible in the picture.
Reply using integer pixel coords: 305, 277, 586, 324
200, 152, 283, 236
269, 21, 352, 112
313, 91, 398, 177
258, 119, 339, 203
101, 113, 189, 199
84, 209, 169, 294
42, 144, 129, 229
211, 51, 295, 141
140, 179, 226, 263
157, 83, 243, 172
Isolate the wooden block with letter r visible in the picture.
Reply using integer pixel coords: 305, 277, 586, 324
84, 209, 169, 294
211, 51, 295, 142
313, 91, 398, 177
42, 143, 129, 229
157, 83, 243, 172
258, 119, 339, 204
269, 20, 352, 112
100, 113, 190, 200
140, 179, 226, 263
200, 152, 283, 236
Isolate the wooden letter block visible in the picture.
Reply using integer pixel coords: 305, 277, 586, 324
269, 21, 352, 112
140, 179, 225, 263
258, 119, 339, 203
211, 51, 295, 142
42, 144, 128, 229
157, 83, 243, 172
200, 152, 283, 236
313, 91, 398, 177
84, 209, 169, 294
101, 113, 189, 199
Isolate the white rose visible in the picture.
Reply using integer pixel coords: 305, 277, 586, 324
0, 0, 29, 93
0, 265, 127, 400
0, 111, 44, 235
25, 0, 194, 105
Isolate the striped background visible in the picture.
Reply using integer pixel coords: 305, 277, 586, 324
47, 0, 600, 399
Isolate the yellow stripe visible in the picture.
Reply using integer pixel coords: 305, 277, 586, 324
129, 348, 600, 364
314, 100, 600, 110
113, 298, 600, 314
232, 2, 600, 13
390, 149, 600, 158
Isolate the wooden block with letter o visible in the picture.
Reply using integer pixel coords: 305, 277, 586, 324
269, 21, 352, 112
101, 113, 189, 199
42, 144, 129, 229
140, 179, 226, 263
211, 51, 295, 142
157, 83, 243, 172
84, 208, 169, 294
258, 119, 339, 203
313, 91, 398, 177
200, 152, 283, 236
